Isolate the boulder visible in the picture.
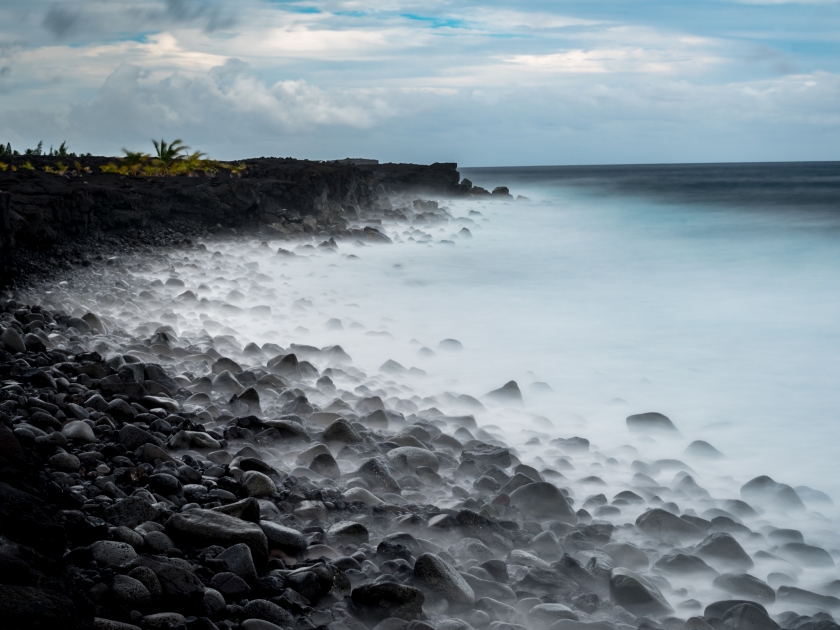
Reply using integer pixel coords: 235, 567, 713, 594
721, 603, 779, 630
61, 420, 96, 443
713, 573, 775, 604
626, 412, 678, 433
609, 567, 673, 617
242, 599, 295, 626
323, 418, 362, 444
357, 458, 401, 493
694, 533, 754, 571
241, 470, 276, 497
635, 508, 705, 542
461, 444, 511, 468
328, 521, 370, 546
387, 446, 439, 473
352, 583, 425, 621
483, 381, 523, 405
91, 540, 137, 565
216, 543, 258, 582
259, 521, 308, 556
166, 509, 268, 565
508, 482, 577, 523
413, 553, 475, 604
528, 603, 579, 629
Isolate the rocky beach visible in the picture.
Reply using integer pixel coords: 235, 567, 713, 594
0, 159, 838, 630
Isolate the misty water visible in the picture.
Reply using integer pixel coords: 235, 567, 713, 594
21, 161, 840, 616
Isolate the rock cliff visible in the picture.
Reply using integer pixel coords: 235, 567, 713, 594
0, 157, 463, 287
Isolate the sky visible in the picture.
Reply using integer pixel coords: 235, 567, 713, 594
0, 0, 838, 166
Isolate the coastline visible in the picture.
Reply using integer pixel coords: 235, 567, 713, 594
0, 166, 836, 630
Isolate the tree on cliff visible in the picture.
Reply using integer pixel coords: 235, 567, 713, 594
152, 138, 189, 171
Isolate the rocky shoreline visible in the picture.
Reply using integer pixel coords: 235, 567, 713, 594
0, 177, 838, 630
0, 157, 510, 289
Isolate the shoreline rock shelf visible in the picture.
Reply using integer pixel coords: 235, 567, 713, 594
0, 184, 836, 630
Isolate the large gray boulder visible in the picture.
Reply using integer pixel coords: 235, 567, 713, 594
482, 381, 523, 405
721, 603, 779, 630
166, 509, 268, 565
713, 574, 775, 604
351, 582, 425, 622
386, 446, 439, 473
626, 412, 678, 434
508, 482, 577, 524
635, 508, 705, 542
259, 521, 308, 557
609, 567, 673, 617
413, 553, 475, 604
694, 533, 754, 571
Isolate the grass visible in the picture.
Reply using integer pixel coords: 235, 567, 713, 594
99, 139, 246, 178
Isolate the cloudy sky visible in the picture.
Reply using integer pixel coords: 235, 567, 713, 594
0, 0, 837, 165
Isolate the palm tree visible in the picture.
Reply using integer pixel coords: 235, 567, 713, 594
152, 138, 189, 169
121, 149, 150, 176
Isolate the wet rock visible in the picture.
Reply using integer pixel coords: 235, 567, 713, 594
694, 532, 754, 571
358, 458, 402, 494
777, 542, 835, 568
329, 521, 370, 546
387, 446, 439, 473
721, 603, 779, 630
323, 418, 363, 444
713, 574, 775, 604
528, 603, 579, 629
414, 552, 476, 604
602, 542, 649, 571
462, 444, 511, 469
352, 582, 425, 621
49, 452, 81, 471
241, 470, 277, 497
636, 508, 705, 542
626, 412, 678, 433
216, 543, 258, 582
61, 420, 96, 443
483, 381, 523, 405
609, 567, 674, 617
119, 425, 161, 450
704, 600, 768, 618
91, 540, 137, 565
309, 452, 341, 479
740, 476, 805, 512
166, 508, 268, 565
653, 553, 718, 577
345, 487, 385, 506
243, 598, 295, 626
112, 573, 152, 608
260, 521, 308, 556
1, 327, 27, 353
105, 496, 158, 528
685, 440, 724, 459
508, 482, 577, 523
211, 571, 252, 601
776, 586, 840, 609
132, 555, 205, 600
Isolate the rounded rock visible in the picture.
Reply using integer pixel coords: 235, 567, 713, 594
508, 482, 577, 523
241, 470, 277, 497
414, 552, 475, 604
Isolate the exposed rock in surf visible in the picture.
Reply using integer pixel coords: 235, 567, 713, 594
685, 440, 724, 459
482, 380, 523, 405
626, 412, 679, 434
508, 482, 577, 523
609, 567, 674, 617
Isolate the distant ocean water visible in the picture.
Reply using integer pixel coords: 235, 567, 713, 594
456, 161, 840, 497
